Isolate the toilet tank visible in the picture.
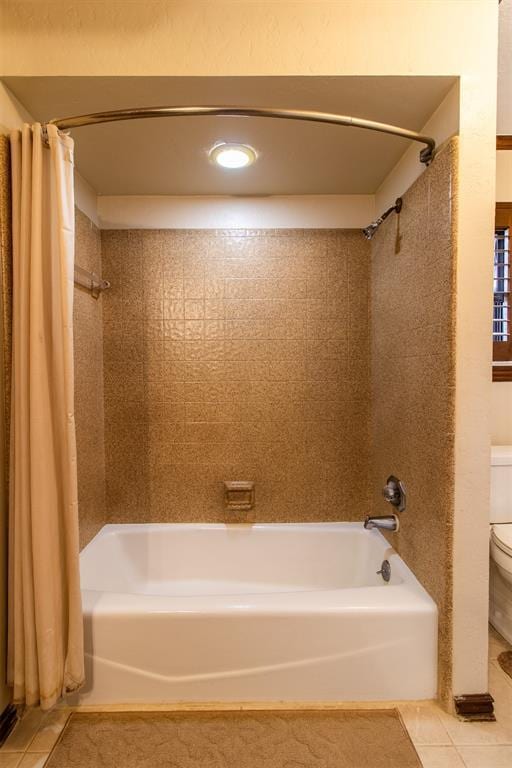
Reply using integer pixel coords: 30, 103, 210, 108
491, 446, 512, 524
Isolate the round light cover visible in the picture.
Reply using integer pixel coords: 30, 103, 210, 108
210, 143, 256, 169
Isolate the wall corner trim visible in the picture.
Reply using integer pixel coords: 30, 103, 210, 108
453, 693, 495, 721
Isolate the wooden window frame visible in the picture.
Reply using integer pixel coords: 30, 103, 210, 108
497, 136, 512, 150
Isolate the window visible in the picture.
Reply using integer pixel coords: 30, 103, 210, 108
494, 226, 509, 344
493, 203, 512, 381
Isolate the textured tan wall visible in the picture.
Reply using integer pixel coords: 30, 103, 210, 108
74, 208, 107, 548
101, 229, 370, 523
370, 140, 457, 703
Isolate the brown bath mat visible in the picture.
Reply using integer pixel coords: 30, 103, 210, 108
46, 709, 421, 768
498, 650, 512, 681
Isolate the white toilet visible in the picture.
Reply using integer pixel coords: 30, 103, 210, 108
489, 445, 512, 643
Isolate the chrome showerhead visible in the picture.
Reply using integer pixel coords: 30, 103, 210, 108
362, 197, 402, 241
362, 222, 380, 240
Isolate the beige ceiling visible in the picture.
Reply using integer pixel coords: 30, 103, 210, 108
3, 76, 456, 196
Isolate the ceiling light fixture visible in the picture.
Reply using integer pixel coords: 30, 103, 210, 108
209, 143, 257, 169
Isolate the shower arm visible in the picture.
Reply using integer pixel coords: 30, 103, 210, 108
362, 197, 403, 240
44, 105, 436, 165
376, 197, 403, 227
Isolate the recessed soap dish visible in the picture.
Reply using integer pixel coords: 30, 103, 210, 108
224, 481, 255, 511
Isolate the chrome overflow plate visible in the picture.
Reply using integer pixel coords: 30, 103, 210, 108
382, 475, 406, 513
377, 559, 391, 583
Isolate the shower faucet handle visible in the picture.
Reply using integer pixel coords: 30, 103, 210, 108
382, 476, 406, 513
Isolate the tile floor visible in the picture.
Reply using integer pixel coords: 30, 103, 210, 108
0, 625, 511, 768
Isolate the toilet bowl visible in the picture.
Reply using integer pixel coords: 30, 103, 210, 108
491, 526, 512, 585
489, 446, 512, 643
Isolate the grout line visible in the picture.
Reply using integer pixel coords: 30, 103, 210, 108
444, 717, 457, 749
23, 712, 52, 756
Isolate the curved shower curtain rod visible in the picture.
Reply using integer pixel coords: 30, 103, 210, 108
45, 105, 436, 165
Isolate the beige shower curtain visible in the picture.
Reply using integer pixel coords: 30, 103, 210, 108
8, 123, 84, 710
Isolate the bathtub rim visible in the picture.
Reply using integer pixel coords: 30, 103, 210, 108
79, 521, 438, 616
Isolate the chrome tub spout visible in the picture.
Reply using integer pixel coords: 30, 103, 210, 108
364, 514, 399, 532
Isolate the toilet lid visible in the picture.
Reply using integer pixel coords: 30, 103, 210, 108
492, 524, 512, 557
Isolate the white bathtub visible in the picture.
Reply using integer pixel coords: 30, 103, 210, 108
73, 522, 438, 705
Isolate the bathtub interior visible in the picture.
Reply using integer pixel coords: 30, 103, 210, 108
80, 522, 404, 597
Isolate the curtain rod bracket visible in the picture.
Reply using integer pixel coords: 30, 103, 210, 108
420, 145, 435, 165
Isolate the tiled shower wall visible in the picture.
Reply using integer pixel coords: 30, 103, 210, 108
100, 230, 371, 523
370, 139, 457, 703
74, 209, 107, 548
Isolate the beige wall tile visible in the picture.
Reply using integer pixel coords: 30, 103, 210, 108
370, 141, 457, 704
101, 229, 371, 524
74, 209, 107, 549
